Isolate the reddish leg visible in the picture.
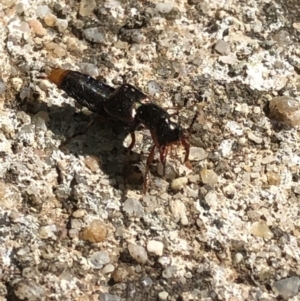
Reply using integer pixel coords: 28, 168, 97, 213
159, 146, 169, 176
181, 136, 190, 163
144, 144, 156, 193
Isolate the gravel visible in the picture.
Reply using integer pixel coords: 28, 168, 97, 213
0, 0, 300, 300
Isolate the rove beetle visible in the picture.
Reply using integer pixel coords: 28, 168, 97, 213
48, 69, 191, 192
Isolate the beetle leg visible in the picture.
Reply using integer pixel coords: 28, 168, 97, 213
181, 136, 190, 163
144, 144, 156, 193
159, 146, 169, 176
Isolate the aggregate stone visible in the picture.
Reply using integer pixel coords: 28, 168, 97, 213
1, 0, 300, 300
272, 276, 300, 299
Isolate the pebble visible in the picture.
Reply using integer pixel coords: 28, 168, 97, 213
294, 185, 300, 195
251, 222, 274, 240
79, 0, 96, 17
45, 42, 66, 57
0, 78, 7, 95
2, 0, 16, 7
272, 276, 300, 299
219, 139, 234, 157
14, 281, 45, 301
267, 171, 281, 186
83, 27, 105, 43
162, 266, 177, 278
128, 244, 148, 264
102, 264, 115, 274
44, 13, 57, 27
234, 253, 244, 264
156, 2, 174, 14
269, 96, 300, 127
99, 293, 121, 301
214, 40, 231, 55
147, 80, 161, 95
89, 251, 110, 269
11, 77, 23, 91
169, 199, 188, 225
111, 266, 129, 283
36, 5, 51, 18
200, 169, 218, 185
72, 209, 87, 218
158, 291, 169, 300
147, 240, 164, 256
171, 176, 188, 190
141, 276, 153, 288
189, 147, 207, 161
123, 198, 144, 218
55, 19, 68, 32
39, 224, 57, 239
83, 156, 100, 172
81, 220, 107, 243
247, 132, 263, 144
28, 20, 46, 36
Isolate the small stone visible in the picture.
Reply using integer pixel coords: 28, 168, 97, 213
55, 18, 68, 32
214, 40, 231, 55
11, 77, 23, 91
162, 266, 177, 278
294, 186, 300, 194
219, 54, 237, 65
147, 81, 161, 95
89, 251, 110, 269
45, 42, 66, 57
83, 156, 100, 172
28, 20, 46, 36
273, 30, 291, 47
72, 209, 87, 218
200, 169, 218, 185
14, 281, 45, 301
272, 277, 300, 299
171, 177, 188, 190
81, 220, 107, 243
111, 266, 129, 283
123, 198, 144, 218
234, 253, 243, 264
99, 293, 121, 301
141, 276, 153, 288
247, 132, 263, 144
2, 0, 16, 7
219, 139, 234, 157
269, 96, 300, 127
102, 264, 115, 274
169, 199, 188, 225
39, 224, 57, 239
36, 5, 51, 18
251, 222, 274, 240
79, 0, 96, 17
147, 240, 164, 256
261, 156, 275, 164
0, 78, 7, 95
70, 218, 82, 230
156, 2, 174, 14
44, 13, 57, 27
189, 147, 207, 161
83, 27, 105, 43
267, 171, 281, 186
128, 244, 148, 264
158, 291, 169, 300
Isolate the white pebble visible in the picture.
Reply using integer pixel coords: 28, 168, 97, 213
128, 244, 148, 264
147, 240, 164, 256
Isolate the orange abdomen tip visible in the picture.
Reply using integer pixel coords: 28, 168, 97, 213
48, 69, 69, 87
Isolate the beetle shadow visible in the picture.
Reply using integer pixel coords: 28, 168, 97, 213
21, 98, 144, 195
